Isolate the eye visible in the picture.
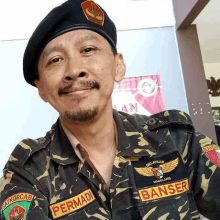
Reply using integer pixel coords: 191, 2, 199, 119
82, 47, 96, 54
47, 57, 63, 66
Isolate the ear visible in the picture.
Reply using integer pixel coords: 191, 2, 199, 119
34, 80, 48, 102
114, 53, 126, 83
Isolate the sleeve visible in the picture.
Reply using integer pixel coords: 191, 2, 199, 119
184, 130, 220, 220
0, 162, 52, 220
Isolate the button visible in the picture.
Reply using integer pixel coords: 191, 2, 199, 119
38, 137, 47, 145
147, 118, 156, 126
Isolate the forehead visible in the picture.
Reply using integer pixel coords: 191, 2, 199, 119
40, 29, 108, 57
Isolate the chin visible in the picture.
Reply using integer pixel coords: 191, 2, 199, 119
63, 107, 99, 124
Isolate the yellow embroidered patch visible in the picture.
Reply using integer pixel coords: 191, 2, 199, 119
139, 179, 189, 202
2, 193, 34, 211
202, 145, 220, 153
50, 189, 95, 219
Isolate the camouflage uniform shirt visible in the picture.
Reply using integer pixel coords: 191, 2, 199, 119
0, 110, 220, 220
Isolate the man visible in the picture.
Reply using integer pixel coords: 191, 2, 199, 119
0, 0, 220, 219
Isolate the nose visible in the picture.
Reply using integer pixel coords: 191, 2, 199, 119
64, 57, 88, 81
65, 72, 87, 81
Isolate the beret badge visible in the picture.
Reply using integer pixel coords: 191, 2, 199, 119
81, 0, 104, 26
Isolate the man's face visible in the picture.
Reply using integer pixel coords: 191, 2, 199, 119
35, 30, 125, 124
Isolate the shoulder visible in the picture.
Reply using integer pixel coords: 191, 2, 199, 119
115, 110, 195, 152
116, 109, 194, 130
7, 129, 54, 169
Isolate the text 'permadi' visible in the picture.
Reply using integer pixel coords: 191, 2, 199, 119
50, 189, 95, 219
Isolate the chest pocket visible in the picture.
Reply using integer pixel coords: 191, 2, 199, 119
131, 152, 199, 220
60, 201, 108, 220
138, 191, 199, 220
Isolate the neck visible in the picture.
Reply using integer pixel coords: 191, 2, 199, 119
61, 105, 116, 153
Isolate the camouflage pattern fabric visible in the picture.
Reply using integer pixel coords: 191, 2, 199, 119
0, 109, 220, 219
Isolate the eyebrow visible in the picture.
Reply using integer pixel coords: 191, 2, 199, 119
41, 34, 101, 59
41, 44, 64, 60
74, 34, 101, 46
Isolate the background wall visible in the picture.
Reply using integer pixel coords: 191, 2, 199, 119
0, 0, 182, 173
117, 28, 188, 112
0, 41, 59, 171
0, 26, 188, 172
0, 0, 175, 41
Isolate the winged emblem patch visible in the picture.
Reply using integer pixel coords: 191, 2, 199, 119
134, 158, 179, 179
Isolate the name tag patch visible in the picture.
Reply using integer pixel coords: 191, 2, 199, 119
139, 179, 189, 202
50, 189, 95, 219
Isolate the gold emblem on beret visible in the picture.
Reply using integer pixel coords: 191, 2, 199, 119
82, 0, 104, 26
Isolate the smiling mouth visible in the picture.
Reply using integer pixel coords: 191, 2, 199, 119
62, 88, 92, 96
59, 81, 100, 96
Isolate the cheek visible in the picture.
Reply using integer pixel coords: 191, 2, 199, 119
94, 61, 116, 80
41, 77, 58, 98
44, 70, 62, 85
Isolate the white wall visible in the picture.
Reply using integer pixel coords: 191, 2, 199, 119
0, 27, 190, 173
0, 0, 175, 40
0, 40, 59, 172
0, 0, 176, 172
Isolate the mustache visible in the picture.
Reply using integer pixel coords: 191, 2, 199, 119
58, 80, 100, 96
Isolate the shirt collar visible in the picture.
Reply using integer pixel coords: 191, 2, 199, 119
61, 122, 85, 163
50, 119, 79, 165
49, 109, 157, 165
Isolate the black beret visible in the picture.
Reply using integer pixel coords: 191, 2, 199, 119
23, 0, 117, 86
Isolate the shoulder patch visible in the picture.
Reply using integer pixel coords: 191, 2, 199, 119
202, 145, 220, 167
2, 193, 34, 220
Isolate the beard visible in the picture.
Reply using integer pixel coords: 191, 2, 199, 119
58, 80, 101, 124
64, 107, 99, 124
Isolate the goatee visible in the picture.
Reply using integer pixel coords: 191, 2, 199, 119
64, 107, 98, 124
